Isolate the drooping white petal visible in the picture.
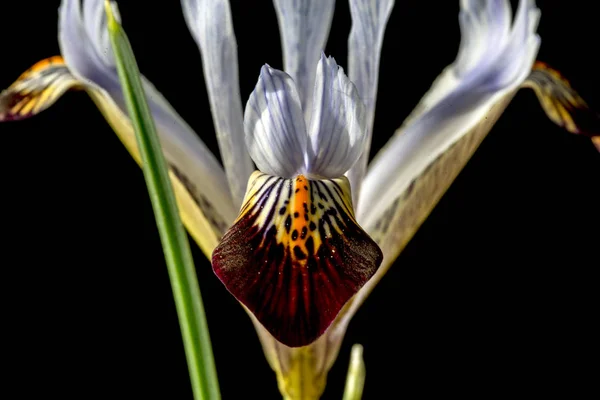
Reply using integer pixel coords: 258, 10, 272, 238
273, 0, 336, 122
358, 0, 540, 227
244, 66, 308, 178
59, 0, 237, 234
181, 0, 254, 208
306, 55, 367, 179
345, 0, 395, 202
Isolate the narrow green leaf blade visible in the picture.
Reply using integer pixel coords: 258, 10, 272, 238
343, 344, 366, 400
104, 2, 221, 399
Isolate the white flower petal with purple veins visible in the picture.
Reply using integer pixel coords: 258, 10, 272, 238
305, 55, 368, 179
273, 0, 336, 122
244, 65, 308, 178
346, 0, 395, 201
58, 0, 238, 235
181, 0, 254, 207
358, 0, 540, 226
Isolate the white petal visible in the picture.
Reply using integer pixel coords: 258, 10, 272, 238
273, 0, 336, 122
400, 0, 536, 129
306, 55, 367, 179
358, 0, 540, 226
345, 0, 395, 201
244, 66, 307, 178
83, 0, 116, 66
487, 0, 541, 89
140, 78, 238, 228
454, 0, 511, 78
59, 0, 237, 233
59, 0, 119, 90
181, 0, 254, 208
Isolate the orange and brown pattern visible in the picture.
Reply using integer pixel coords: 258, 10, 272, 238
524, 61, 600, 150
212, 171, 382, 347
0, 56, 82, 121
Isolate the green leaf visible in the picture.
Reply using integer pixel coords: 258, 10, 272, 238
104, 2, 221, 399
343, 344, 366, 400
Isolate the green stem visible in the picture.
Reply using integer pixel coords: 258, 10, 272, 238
105, 2, 220, 399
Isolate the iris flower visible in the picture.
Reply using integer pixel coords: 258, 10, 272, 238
1, 0, 598, 398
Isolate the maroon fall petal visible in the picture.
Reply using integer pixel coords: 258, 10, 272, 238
212, 172, 383, 347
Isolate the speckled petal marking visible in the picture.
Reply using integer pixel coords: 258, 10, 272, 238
212, 171, 382, 347
0, 56, 82, 121
524, 62, 600, 148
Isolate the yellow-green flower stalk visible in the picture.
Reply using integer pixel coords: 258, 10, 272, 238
1, 1, 598, 399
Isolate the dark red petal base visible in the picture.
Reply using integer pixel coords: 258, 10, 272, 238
212, 172, 382, 347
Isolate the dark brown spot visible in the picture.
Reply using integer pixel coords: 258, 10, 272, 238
305, 236, 315, 254
285, 215, 292, 233
293, 245, 307, 260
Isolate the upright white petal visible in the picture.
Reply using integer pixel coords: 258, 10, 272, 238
454, 0, 511, 79
181, 0, 254, 207
244, 66, 307, 178
401, 0, 537, 127
346, 0, 395, 204
306, 55, 367, 179
59, 0, 119, 91
83, 0, 116, 66
59, 0, 237, 233
273, 0, 336, 122
358, 0, 540, 227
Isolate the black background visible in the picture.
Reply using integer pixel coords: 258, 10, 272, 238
1, 1, 598, 398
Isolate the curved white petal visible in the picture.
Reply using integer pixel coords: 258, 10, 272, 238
59, 0, 236, 234
358, 0, 540, 226
273, 0, 336, 122
244, 65, 307, 178
306, 55, 367, 179
401, 0, 538, 128
454, 0, 511, 78
345, 0, 395, 202
181, 0, 254, 208
59, 0, 119, 91
83, 0, 116, 66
